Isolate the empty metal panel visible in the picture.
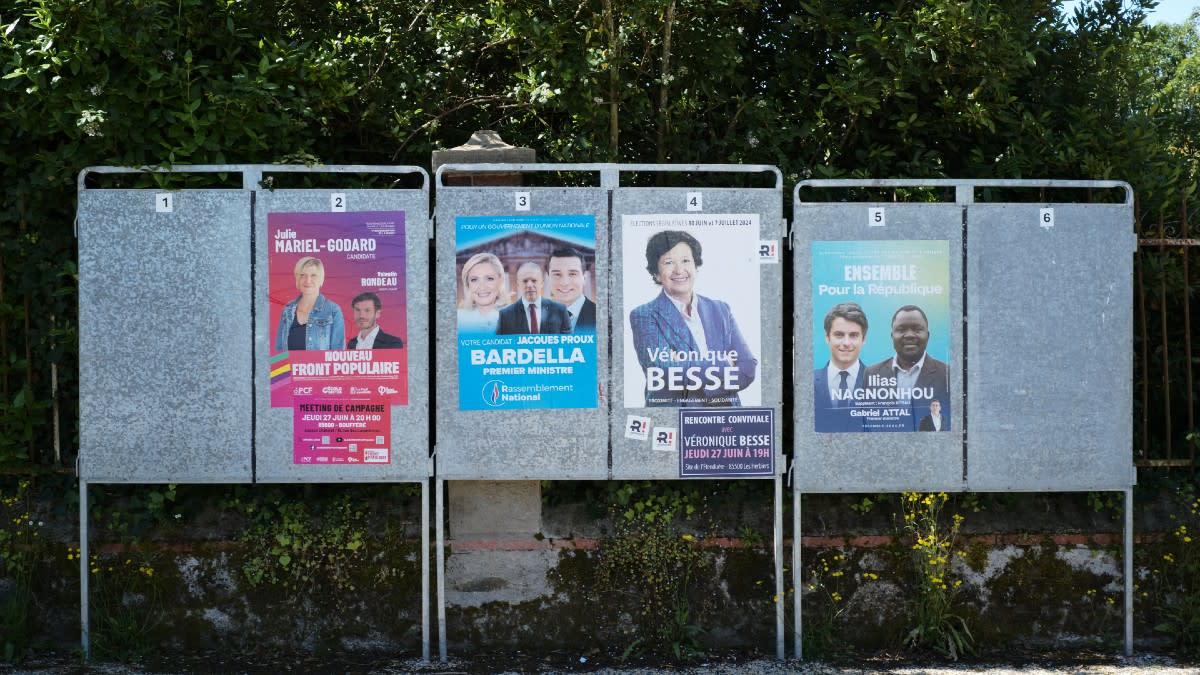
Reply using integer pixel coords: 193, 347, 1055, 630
793, 202, 965, 492
254, 187, 431, 482
965, 202, 1135, 491
434, 182, 610, 480
78, 188, 253, 482
611, 186, 784, 479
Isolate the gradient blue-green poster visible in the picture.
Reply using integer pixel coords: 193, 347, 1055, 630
811, 240, 951, 433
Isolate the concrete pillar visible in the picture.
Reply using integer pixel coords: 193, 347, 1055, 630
432, 131, 543, 540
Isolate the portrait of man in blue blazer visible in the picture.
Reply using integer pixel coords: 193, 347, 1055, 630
628, 230, 757, 407
814, 302, 869, 432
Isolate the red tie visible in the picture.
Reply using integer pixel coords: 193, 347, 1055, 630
528, 303, 539, 333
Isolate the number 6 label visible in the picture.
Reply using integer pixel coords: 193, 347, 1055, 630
1039, 208, 1054, 229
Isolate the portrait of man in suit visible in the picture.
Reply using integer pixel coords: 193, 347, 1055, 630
919, 398, 945, 431
346, 292, 404, 349
863, 304, 950, 431
813, 302, 868, 432
628, 230, 757, 407
497, 262, 571, 335
547, 246, 596, 332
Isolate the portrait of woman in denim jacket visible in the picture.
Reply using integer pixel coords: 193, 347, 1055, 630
275, 256, 346, 351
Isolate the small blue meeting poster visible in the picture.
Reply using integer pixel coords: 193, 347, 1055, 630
811, 240, 952, 433
455, 214, 598, 410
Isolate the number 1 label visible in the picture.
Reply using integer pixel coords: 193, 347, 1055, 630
155, 193, 173, 213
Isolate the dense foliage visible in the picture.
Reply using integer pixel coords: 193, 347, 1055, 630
1, 0, 1197, 468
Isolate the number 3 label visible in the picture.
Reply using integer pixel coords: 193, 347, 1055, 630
515, 191, 531, 211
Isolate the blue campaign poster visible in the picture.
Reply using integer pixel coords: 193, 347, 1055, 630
455, 214, 598, 410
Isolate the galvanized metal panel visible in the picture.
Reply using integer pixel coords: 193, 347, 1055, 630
434, 186, 610, 480
78, 189, 253, 482
965, 203, 1135, 491
254, 189, 431, 482
611, 187, 784, 479
792, 203, 965, 492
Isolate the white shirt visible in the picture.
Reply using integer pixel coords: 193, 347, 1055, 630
890, 352, 928, 402
521, 298, 544, 329
667, 293, 708, 354
354, 325, 380, 349
564, 296, 587, 329
825, 361, 862, 403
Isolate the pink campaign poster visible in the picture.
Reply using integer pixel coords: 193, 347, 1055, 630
267, 211, 408, 465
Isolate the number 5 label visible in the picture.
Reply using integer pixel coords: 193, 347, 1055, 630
869, 207, 885, 227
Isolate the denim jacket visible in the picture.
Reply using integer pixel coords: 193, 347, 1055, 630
275, 293, 346, 351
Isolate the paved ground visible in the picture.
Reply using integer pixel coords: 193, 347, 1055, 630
2, 651, 1198, 674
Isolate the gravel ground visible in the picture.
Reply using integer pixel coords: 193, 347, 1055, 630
2, 651, 1198, 675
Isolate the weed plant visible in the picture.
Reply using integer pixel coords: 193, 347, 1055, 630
0, 479, 45, 661
899, 491, 974, 660
1148, 481, 1200, 655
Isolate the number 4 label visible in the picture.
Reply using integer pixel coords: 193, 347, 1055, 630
686, 192, 702, 211
155, 193, 173, 213
1039, 208, 1054, 229
869, 207, 885, 227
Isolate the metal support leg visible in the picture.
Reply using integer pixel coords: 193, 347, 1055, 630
79, 479, 90, 660
774, 475, 784, 660
437, 478, 447, 661
1124, 487, 1134, 657
421, 479, 430, 662
793, 481, 802, 660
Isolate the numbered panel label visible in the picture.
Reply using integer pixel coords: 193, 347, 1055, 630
331, 193, 347, 212
686, 192, 703, 211
515, 191, 531, 211
155, 193, 173, 213
868, 207, 885, 227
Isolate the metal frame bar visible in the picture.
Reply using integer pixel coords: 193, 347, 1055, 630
435, 162, 783, 190
1124, 487, 1134, 656
795, 178, 1133, 206
773, 475, 785, 659
79, 479, 90, 659
436, 478, 447, 661
78, 164, 430, 193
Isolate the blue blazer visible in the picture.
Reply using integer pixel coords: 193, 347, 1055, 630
629, 291, 757, 407
813, 362, 866, 432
